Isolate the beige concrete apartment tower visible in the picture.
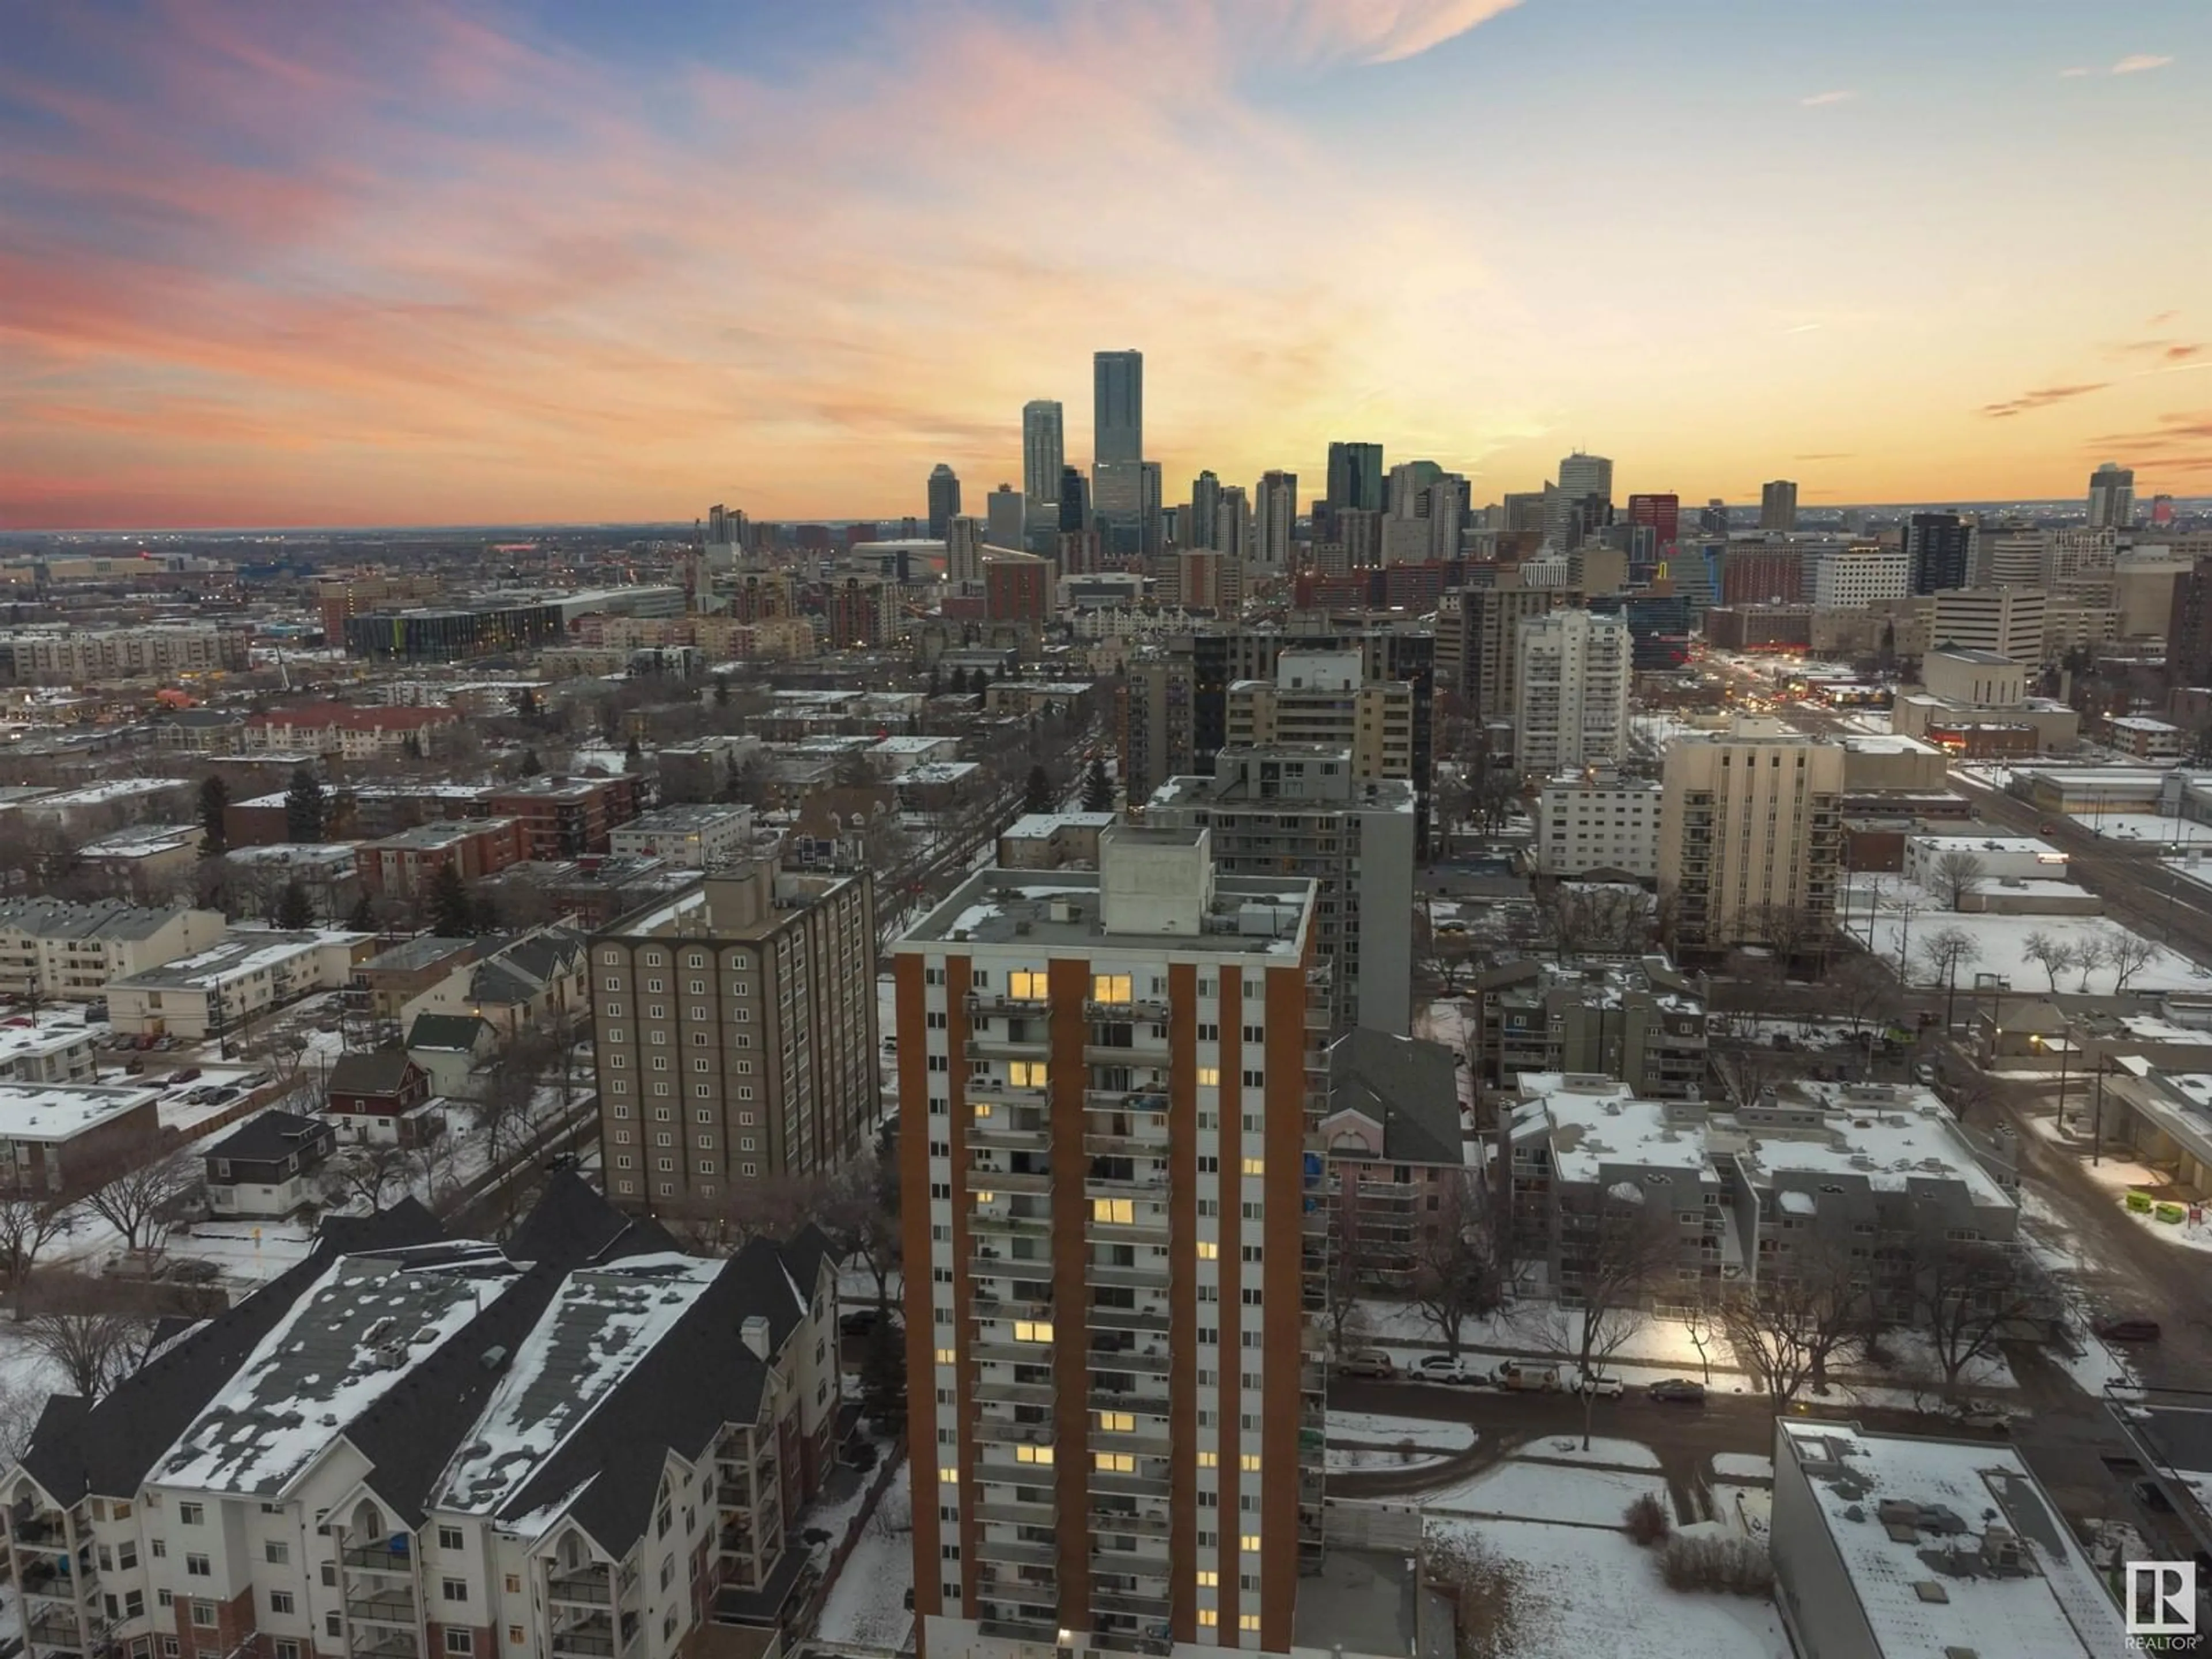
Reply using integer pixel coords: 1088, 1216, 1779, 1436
1658, 717, 1844, 959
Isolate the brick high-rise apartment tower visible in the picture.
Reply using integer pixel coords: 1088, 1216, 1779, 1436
893, 827, 1326, 1659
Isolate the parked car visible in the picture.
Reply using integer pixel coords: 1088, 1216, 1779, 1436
1955, 1406, 2017, 1433
239, 1070, 275, 1089
165, 1067, 202, 1086
1337, 1349, 1396, 1380
1411, 1354, 1473, 1385
1913, 1063, 1938, 1085
203, 1086, 238, 1105
2096, 1317, 2163, 1343
544, 1151, 580, 1172
1570, 1370, 1626, 1399
1491, 1360, 1563, 1392
1647, 1378, 1707, 1404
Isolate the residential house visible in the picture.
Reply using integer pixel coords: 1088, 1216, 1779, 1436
1320, 1029, 1478, 1288
406, 1013, 499, 1101
201, 1109, 338, 1218
324, 1051, 444, 1146
414, 927, 589, 1039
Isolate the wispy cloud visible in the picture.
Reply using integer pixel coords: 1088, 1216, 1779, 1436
2111, 53, 2174, 74
1979, 383, 2111, 419
1799, 89, 1855, 107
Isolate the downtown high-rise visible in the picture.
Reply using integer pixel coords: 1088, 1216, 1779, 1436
1759, 479, 1798, 532
1023, 400, 1066, 510
894, 826, 1325, 1658
929, 464, 963, 539
2088, 461, 2135, 530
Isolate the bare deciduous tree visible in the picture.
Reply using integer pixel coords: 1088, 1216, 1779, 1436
77, 1149, 197, 1258
1408, 1173, 1505, 1360
2105, 927, 2159, 994
1915, 926, 1982, 1029
1916, 1241, 2040, 1393
1567, 1187, 1677, 1446
0, 1187, 74, 1302
2022, 931, 2077, 993
1832, 952, 1899, 1037
2071, 934, 2111, 993
320, 1141, 418, 1214
1929, 849, 1987, 911
20, 1289, 151, 1400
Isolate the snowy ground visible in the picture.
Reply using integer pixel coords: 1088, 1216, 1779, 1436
813, 1460, 913, 1650
1846, 878, 2205, 994
1711, 1454, 1772, 1482
1425, 1516, 1791, 1659
1425, 1461, 1666, 1526
1328, 1411, 1477, 1450
1512, 1435, 1662, 1470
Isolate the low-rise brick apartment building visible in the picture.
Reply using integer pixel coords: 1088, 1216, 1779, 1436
0, 1181, 843, 1659
241, 703, 460, 761
485, 777, 647, 861
359, 819, 528, 899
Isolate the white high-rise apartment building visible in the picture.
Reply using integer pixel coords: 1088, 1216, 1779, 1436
2088, 461, 2135, 531
1513, 608, 1631, 772
1810, 542, 1909, 607
1532, 771, 1662, 879
1022, 400, 1065, 509
1659, 718, 1844, 957
1252, 470, 1297, 570
946, 515, 985, 586
893, 826, 1326, 1658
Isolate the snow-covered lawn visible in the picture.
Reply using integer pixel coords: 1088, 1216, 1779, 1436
1857, 903, 2205, 995
1425, 1461, 1666, 1526
813, 1461, 914, 1650
1425, 1517, 1791, 1659
1328, 1445, 1456, 1474
1514, 1436, 1662, 1469
1327, 1411, 1477, 1450
1711, 1453, 1772, 1482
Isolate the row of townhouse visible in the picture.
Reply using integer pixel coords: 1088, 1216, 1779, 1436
2, 1181, 842, 1659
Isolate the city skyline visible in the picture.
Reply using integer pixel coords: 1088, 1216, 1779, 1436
2, 0, 2207, 531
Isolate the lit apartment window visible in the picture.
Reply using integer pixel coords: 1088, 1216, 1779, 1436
1240, 1615, 1262, 1632
1092, 1198, 1134, 1224
1241, 1157, 1264, 1176
1240, 1454, 1262, 1471
938, 1468, 959, 1485
1197, 1611, 1218, 1628
1014, 1445, 1052, 1465
1240, 1534, 1262, 1552
1195, 1571, 1218, 1588
1008, 1060, 1048, 1087
1196, 1067, 1219, 1087
972, 1190, 995, 1205
934, 1347, 957, 1364
1013, 1320, 1054, 1343
1093, 1452, 1135, 1473
1009, 970, 1048, 999
1197, 1451, 1218, 1468
1097, 1411, 1134, 1433
1092, 974, 1131, 1002
1196, 1241, 1218, 1259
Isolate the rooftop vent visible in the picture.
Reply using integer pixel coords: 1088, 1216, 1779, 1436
1914, 1582, 1950, 1605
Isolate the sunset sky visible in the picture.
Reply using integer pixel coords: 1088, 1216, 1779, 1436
2, 0, 2207, 531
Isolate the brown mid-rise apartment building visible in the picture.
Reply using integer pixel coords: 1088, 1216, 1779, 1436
891, 826, 1327, 1659
591, 865, 876, 1219
486, 777, 647, 861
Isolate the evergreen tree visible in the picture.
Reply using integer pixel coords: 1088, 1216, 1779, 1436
719, 752, 744, 804
275, 880, 315, 930
346, 892, 376, 933
926, 665, 943, 697
969, 666, 990, 698
993, 661, 1009, 682
196, 774, 229, 856
400, 733, 423, 760
712, 673, 731, 707
427, 861, 474, 937
520, 748, 543, 777
1081, 757, 1114, 813
513, 686, 541, 722
283, 767, 325, 843
623, 736, 643, 772
471, 892, 502, 934
1022, 764, 1053, 815
858, 1317, 907, 1428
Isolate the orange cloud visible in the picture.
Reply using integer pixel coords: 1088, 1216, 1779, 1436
1978, 383, 2111, 418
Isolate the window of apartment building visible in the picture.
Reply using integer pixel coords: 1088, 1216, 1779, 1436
264, 1540, 289, 1565
741, 1162, 756, 1176
1013, 1319, 1052, 1343
1092, 1198, 1134, 1224
1093, 1452, 1135, 1473
1196, 1066, 1219, 1087
185, 1554, 209, 1578
507, 1630, 524, 1648
1241, 1157, 1264, 1176
442, 1578, 466, 1602
321, 1563, 337, 1588
325, 1615, 343, 1639
178, 1502, 203, 1525
268, 1592, 296, 1615
444, 1635, 473, 1657
191, 1603, 216, 1628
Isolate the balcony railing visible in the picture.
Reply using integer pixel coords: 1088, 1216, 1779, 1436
547, 1573, 613, 1607
344, 1589, 419, 1625
342, 1542, 416, 1574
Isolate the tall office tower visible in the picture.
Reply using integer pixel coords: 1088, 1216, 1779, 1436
1140, 460, 1164, 558
929, 464, 963, 539
1558, 452, 1612, 506
2047, 526, 2118, 586
1502, 491, 1550, 535
1327, 441, 1385, 510
2088, 461, 2135, 530
1759, 479, 1799, 532
1698, 498, 1730, 537
1059, 465, 1091, 534
893, 825, 1326, 1658
1094, 348, 1143, 466
1190, 471, 1223, 550
1626, 493, 1680, 550
1513, 608, 1632, 772
1252, 470, 1297, 570
1380, 463, 1464, 563
1438, 583, 1557, 718
1022, 400, 1065, 509
987, 483, 1027, 550
1930, 588, 2048, 662
1720, 546, 1804, 605
946, 516, 986, 586
1146, 745, 1415, 1035
1810, 541, 1908, 607
1339, 508, 1384, 569
1660, 718, 1843, 959
1215, 484, 1252, 562
1903, 512, 1970, 594
1093, 461, 1146, 552
593, 864, 877, 1217
1967, 521, 2043, 588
